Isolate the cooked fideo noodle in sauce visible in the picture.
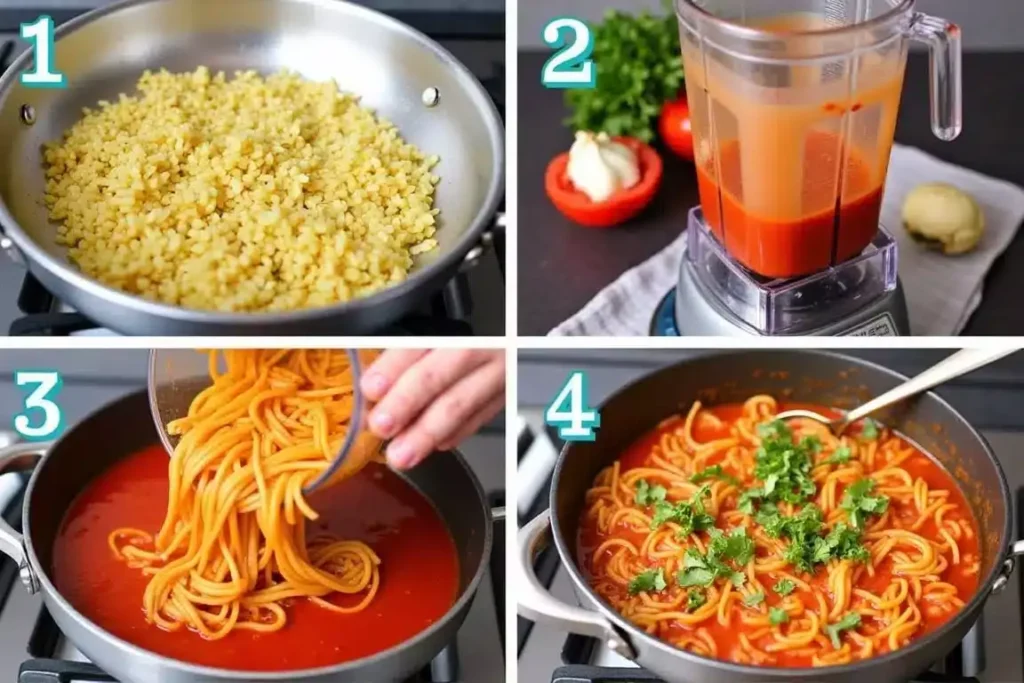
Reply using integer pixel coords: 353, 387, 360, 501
51, 350, 459, 670
578, 396, 981, 667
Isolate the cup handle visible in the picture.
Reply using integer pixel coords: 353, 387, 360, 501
516, 509, 636, 659
908, 12, 962, 141
0, 439, 48, 592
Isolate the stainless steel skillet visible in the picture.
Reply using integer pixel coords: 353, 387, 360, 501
0, 0, 504, 335
0, 388, 499, 682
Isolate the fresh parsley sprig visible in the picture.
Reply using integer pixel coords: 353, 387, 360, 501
564, 3, 684, 142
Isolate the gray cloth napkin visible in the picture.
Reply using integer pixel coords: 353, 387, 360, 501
550, 145, 1024, 337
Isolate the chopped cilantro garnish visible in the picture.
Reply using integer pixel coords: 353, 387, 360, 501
860, 418, 879, 440
708, 526, 756, 566
824, 612, 861, 649
750, 420, 818, 506
768, 607, 789, 625
773, 579, 796, 596
677, 549, 717, 587
821, 523, 872, 563
676, 528, 753, 588
690, 465, 740, 487
634, 479, 667, 506
627, 567, 667, 595
737, 488, 763, 515
756, 503, 870, 573
824, 445, 852, 466
743, 591, 765, 607
757, 420, 792, 441
840, 478, 889, 529
686, 589, 707, 611
650, 485, 715, 538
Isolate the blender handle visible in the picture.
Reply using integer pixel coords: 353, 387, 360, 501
909, 13, 962, 141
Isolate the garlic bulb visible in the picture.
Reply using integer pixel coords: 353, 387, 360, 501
566, 131, 640, 203
902, 182, 985, 255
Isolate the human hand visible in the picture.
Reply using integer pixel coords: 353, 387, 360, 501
360, 349, 505, 469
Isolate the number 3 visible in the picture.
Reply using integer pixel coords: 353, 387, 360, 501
13, 371, 63, 441
20, 15, 66, 89
541, 17, 595, 90
545, 371, 601, 441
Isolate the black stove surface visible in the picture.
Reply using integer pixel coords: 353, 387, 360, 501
0, 7, 505, 337
519, 424, 994, 683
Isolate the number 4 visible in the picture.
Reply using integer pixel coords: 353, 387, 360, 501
20, 15, 66, 89
541, 17, 595, 90
545, 371, 601, 441
13, 370, 63, 441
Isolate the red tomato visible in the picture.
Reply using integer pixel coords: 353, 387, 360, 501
659, 97, 694, 161
544, 137, 663, 229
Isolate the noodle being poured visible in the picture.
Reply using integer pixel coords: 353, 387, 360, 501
109, 349, 383, 640
579, 395, 981, 667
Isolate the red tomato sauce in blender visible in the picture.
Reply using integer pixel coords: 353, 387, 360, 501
696, 131, 883, 280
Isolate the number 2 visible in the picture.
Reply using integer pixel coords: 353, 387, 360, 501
13, 370, 63, 441
545, 371, 601, 441
541, 17, 595, 90
20, 15, 66, 89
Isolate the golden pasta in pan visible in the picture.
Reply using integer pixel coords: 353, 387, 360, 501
578, 396, 981, 667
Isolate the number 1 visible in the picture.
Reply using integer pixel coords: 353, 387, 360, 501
541, 17, 595, 89
13, 370, 64, 441
20, 15, 66, 89
545, 371, 601, 441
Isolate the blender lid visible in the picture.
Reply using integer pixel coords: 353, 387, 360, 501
683, 208, 898, 335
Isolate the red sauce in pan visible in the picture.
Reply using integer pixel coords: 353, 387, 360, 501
51, 444, 459, 671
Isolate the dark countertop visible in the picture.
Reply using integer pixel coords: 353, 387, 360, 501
517, 50, 1024, 336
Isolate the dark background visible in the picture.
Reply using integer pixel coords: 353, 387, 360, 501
519, 348, 1024, 431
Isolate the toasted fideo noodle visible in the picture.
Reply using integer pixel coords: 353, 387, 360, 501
43, 67, 440, 312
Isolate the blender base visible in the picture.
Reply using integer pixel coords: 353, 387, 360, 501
652, 254, 911, 337
672, 208, 911, 336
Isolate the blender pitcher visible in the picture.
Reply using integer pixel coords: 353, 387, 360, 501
675, 0, 961, 279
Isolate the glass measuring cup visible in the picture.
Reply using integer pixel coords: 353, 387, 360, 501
147, 349, 376, 494
675, 0, 961, 280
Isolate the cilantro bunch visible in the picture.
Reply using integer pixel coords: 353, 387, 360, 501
564, 3, 684, 142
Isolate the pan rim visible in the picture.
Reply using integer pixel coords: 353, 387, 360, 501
0, 0, 505, 329
22, 386, 496, 679
548, 348, 1013, 679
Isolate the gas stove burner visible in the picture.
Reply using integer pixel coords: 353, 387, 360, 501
10, 272, 477, 336
650, 288, 680, 336
550, 664, 979, 683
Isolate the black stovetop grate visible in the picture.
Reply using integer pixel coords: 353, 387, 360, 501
0, 479, 506, 682
0, 8, 504, 337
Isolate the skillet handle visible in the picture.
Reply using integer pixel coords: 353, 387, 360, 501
0, 439, 48, 593
516, 509, 636, 659
992, 539, 1024, 594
